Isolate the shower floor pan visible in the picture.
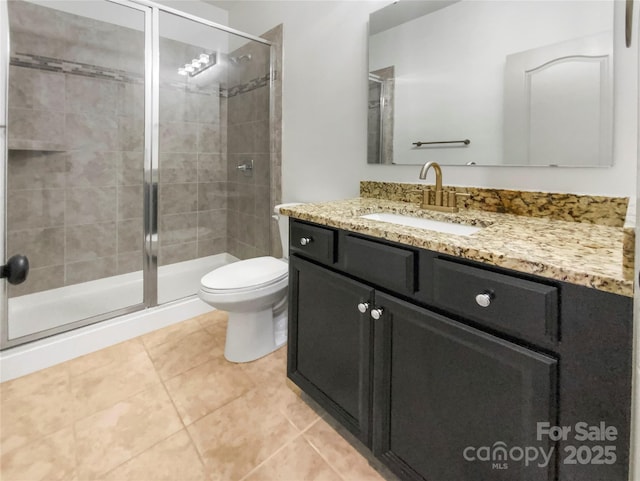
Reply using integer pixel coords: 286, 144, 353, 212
7, 254, 236, 340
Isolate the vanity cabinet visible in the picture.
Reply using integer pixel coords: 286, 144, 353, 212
372, 292, 557, 481
287, 219, 632, 481
288, 256, 373, 444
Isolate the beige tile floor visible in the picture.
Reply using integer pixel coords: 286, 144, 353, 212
0, 311, 396, 481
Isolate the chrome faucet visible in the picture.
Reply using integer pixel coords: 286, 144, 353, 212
417, 161, 468, 213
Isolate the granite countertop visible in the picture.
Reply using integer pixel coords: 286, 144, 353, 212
280, 198, 633, 297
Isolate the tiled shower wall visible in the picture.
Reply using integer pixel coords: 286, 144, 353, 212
368, 66, 394, 165
226, 24, 282, 260
6, 1, 227, 296
7, 64, 146, 297
263, 26, 284, 258
157, 35, 227, 267
7, 1, 146, 297
368, 80, 382, 164
157, 83, 227, 266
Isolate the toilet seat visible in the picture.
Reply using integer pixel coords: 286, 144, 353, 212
197, 204, 302, 363
200, 256, 288, 293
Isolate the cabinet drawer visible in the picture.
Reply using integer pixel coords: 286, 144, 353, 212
433, 258, 558, 342
343, 235, 416, 295
290, 221, 336, 264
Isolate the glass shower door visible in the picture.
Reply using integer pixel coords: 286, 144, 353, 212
1, 0, 149, 346
156, 11, 272, 304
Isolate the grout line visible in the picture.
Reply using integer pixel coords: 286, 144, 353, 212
97, 427, 185, 480
299, 415, 324, 434
172, 365, 220, 481
139, 316, 211, 472
302, 434, 348, 481
70, 357, 163, 422
151, 314, 235, 481
70, 363, 168, 478
141, 315, 207, 352
68, 367, 82, 479
83, 347, 195, 478
181, 421, 215, 481
143, 314, 242, 425
302, 425, 351, 481
180, 386, 250, 429
155, 323, 289, 479
304, 415, 397, 481
115, 151, 121, 273
170, 356, 257, 428
63, 150, 68, 286
157, 380, 188, 431
236, 431, 304, 481
149, 339, 217, 372
276, 393, 323, 435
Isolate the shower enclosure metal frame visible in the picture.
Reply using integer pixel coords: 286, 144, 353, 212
368, 73, 385, 165
0, 0, 275, 349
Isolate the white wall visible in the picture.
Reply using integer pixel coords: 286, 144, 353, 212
220, 0, 638, 201
157, 0, 228, 23
630, 8, 640, 477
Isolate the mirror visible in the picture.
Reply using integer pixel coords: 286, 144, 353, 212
368, 0, 614, 167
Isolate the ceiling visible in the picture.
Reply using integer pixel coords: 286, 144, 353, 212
201, 0, 235, 10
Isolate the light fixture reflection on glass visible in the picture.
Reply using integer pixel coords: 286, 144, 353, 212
176, 52, 216, 77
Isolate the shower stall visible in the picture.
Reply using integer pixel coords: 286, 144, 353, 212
367, 67, 394, 165
0, 0, 278, 352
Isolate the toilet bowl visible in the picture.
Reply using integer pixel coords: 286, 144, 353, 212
198, 203, 302, 363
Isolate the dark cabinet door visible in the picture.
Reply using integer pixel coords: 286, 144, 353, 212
288, 256, 374, 444
372, 292, 558, 481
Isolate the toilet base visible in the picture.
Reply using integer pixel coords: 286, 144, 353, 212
224, 308, 287, 363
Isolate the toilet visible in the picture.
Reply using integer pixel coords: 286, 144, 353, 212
198, 203, 301, 363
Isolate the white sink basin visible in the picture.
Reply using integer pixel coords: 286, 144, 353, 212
361, 212, 481, 236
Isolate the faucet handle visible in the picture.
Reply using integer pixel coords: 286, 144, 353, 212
453, 191, 471, 208
407, 188, 434, 208
444, 189, 471, 209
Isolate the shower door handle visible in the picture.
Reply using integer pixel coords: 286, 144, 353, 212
1, 255, 29, 285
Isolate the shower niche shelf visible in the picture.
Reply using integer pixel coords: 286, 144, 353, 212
8, 140, 67, 152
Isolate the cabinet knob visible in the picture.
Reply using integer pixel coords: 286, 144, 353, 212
357, 302, 369, 313
300, 237, 313, 246
475, 292, 493, 308
370, 308, 384, 320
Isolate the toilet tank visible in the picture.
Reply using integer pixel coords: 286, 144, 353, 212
274, 203, 303, 260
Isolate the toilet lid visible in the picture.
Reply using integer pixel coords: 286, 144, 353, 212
201, 256, 288, 290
